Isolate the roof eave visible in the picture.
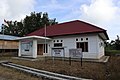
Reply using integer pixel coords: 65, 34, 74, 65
15, 36, 51, 40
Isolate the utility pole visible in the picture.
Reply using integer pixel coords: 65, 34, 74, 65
1, 24, 5, 55
44, 24, 47, 62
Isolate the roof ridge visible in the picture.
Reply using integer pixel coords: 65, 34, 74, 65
51, 20, 106, 31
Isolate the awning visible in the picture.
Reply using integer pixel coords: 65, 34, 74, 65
15, 36, 51, 40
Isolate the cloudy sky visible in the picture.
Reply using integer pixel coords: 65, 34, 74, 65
0, 0, 120, 40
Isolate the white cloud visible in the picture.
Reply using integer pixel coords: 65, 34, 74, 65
0, 0, 36, 23
80, 0, 117, 25
0, 1, 9, 18
0, 0, 119, 40
80, 0, 120, 40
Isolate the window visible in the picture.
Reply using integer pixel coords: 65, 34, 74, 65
76, 42, 88, 52
81, 38, 83, 41
53, 40, 55, 42
44, 44, 48, 53
54, 43, 62, 47
76, 38, 78, 41
61, 40, 63, 42
57, 40, 59, 42
86, 38, 88, 40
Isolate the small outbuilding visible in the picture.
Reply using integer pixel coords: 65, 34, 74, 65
0, 34, 18, 53
17, 20, 109, 59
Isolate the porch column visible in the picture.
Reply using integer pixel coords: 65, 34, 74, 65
18, 41, 21, 57
33, 39, 37, 58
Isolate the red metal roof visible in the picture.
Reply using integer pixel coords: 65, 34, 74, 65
27, 20, 109, 39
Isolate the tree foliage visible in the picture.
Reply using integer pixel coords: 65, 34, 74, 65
106, 35, 120, 50
1, 12, 58, 36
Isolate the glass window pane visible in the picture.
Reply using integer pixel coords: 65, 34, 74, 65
54, 43, 62, 47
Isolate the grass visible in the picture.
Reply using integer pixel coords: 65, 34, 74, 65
0, 55, 120, 80
9, 56, 120, 80
107, 56, 120, 80
0, 66, 42, 80
105, 50, 120, 56
11, 59, 105, 79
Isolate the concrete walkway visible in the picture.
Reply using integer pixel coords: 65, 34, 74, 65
82, 56, 110, 63
12, 56, 110, 63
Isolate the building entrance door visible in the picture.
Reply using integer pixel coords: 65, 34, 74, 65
37, 44, 43, 55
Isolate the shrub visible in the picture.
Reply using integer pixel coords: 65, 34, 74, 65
105, 50, 120, 56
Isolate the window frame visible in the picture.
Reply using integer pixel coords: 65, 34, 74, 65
54, 43, 63, 47
76, 42, 88, 52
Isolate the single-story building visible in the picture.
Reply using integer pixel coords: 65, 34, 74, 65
17, 20, 109, 59
0, 34, 19, 53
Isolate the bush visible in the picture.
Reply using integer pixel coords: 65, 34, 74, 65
105, 50, 120, 56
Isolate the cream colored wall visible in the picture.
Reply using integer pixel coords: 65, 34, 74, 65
0, 40, 18, 49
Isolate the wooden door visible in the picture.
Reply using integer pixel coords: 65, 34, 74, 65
37, 44, 43, 55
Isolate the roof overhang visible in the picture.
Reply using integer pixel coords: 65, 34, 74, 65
15, 36, 51, 40
98, 31, 109, 40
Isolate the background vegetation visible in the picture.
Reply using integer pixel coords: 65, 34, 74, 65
1, 12, 58, 36
105, 35, 120, 55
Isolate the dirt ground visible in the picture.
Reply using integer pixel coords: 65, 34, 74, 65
8, 56, 120, 80
0, 56, 120, 80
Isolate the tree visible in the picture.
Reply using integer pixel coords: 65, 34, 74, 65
23, 12, 58, 35
1, 12, 58, 36
115, 35, 120, 50
1, 20, 23, 36
106, 35, 120, 50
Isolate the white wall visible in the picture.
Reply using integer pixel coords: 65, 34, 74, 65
47, 34, 104, 59
18, 34, 105, 59
20, 40, 33, 56
97, 36, 105, 58
19, 39, 37, 58
32, 40, 37, 58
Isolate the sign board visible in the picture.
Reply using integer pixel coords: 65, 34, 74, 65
21, 40, 33, 53
52, 48, 64, 57
69, 48, 82, 58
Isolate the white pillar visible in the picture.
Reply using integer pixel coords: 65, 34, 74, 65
18, 41, 21, 57
32, 40, 37, 58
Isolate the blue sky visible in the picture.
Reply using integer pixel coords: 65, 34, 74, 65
34, 0, 91, 22
0, 0, 120, 40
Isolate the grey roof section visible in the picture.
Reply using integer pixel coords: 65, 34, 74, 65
0, 34, 19, 40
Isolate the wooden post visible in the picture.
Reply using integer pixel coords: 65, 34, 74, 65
52, 56, 54, 65
62, 48, 65, 62
69, 57, 71, 65
81, 57, 82, 67
44, 56, 46, 63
